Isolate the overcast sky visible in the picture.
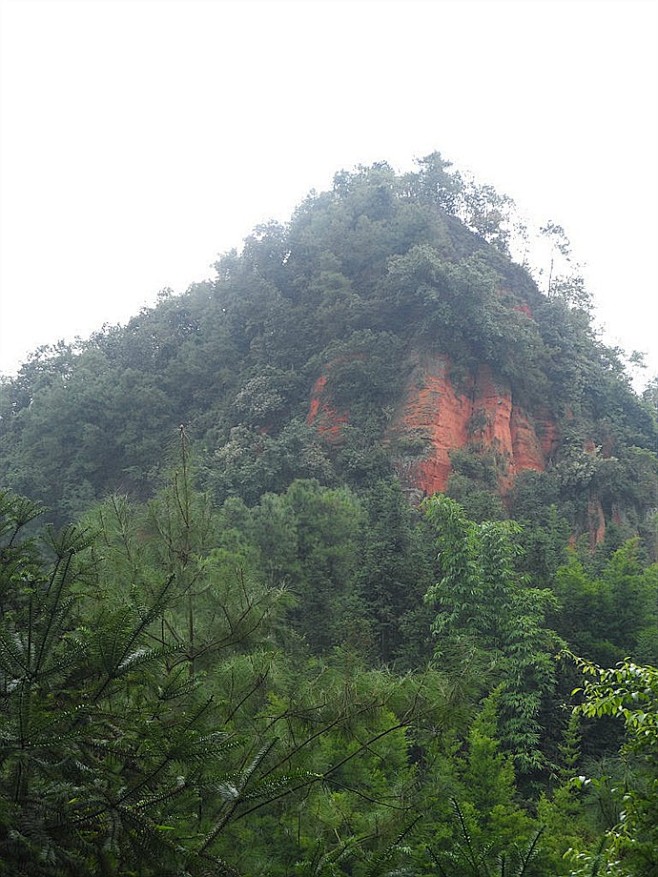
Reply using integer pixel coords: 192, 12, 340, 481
1, 0, 657, 387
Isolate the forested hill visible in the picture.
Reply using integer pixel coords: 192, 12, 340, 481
1, 155, 656, 544
2, 156, 658, 875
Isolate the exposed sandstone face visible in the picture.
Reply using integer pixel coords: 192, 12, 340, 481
307, 352, 561, 497
306, 374, 349, 443
306, 353, 614, 547
391, 355, 471, 496
387, 354, 558, 496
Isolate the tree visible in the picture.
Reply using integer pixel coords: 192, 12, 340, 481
426, 800, 544, 877
551, 543, 658, 666
424, 496, 560, 774
0, 475, 319, 876
356, 479, 433, 665
0, 490, 241, 875
642, 375, 658, 420
571, 657, 658, 873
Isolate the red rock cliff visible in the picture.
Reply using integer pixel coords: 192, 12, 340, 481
388, 354, 558, 496
307, 352, 560, 497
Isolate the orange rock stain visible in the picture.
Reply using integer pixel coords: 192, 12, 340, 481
306, 374, 349, 443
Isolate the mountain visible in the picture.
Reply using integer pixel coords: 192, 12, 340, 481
2, 155, 658, 876
1, 155, 656, 550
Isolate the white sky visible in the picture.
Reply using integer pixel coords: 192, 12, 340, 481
1, 0, 657, 386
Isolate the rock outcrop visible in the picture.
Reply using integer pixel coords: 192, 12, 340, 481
388, 354, 559, 496
307, 352, 560, 497
306, 373, 349, 443
306, 352, 616, 548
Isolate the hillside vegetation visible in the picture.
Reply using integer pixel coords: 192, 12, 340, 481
1, 155, 656, 534
1, 156, 657, 875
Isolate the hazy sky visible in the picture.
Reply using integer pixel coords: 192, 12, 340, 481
1, 0, 657, 385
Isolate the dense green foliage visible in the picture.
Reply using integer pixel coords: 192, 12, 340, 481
1, 156, 658, 873
3, 466, 657, 875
